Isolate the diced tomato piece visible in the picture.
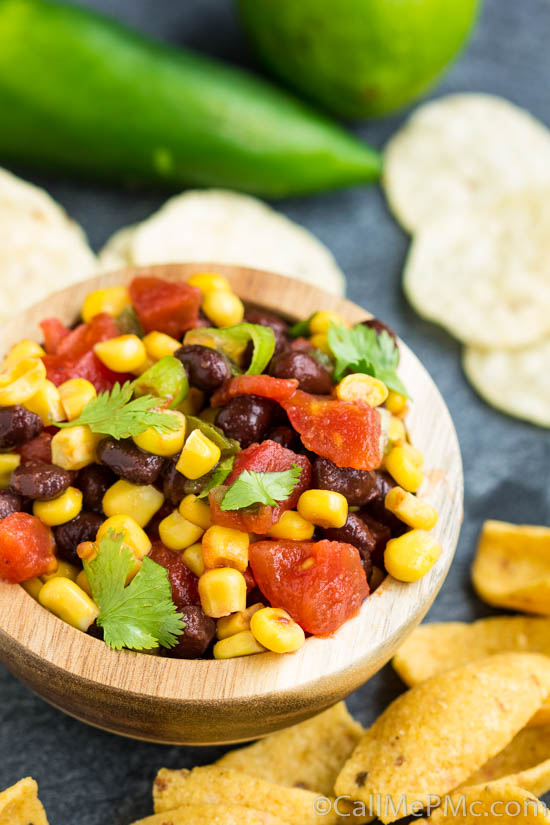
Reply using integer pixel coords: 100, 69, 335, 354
209, 441, 311, 533
210, 375, 299, 407
56, 313, 119, 359
282, 390, 382, 471
17, 432, 52, 464
149, 542, 200, 609
129, 277, 201, 338
40, 318, 71, 354
0, 513, 56, 583
243, 566, 256, 593
249, 539, 368, 636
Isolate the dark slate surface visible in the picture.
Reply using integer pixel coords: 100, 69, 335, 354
1, 1, 550, 822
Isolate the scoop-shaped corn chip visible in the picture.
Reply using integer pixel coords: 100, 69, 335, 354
463, 726, 550, 797
153, 766, 338, 825
473, 521, 550, 615
0, 777, 49, 825
130, 805, 289, 825
216, 702, 363, 795
335, 653, 550, 823
417, 782, 550, 824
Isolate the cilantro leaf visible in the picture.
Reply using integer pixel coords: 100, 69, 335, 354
84, 531, 184, 651
57, 381, 182, 439
327, 323, 409, 397
220, 465, 302, 510
197, 455, 236, 499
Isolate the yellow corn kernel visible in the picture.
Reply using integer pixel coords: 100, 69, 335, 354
297, 489, 348, 529
81, 285, 131, 323
198, 567, 247, 618
384, 529, 442, 582
213, 630, 266, 659
25, 379, 64, 425
336, 373, 388, 407
176, 387, 205, 416
179, 494, 212, 530
385, 390, 408, 416
176, 429, 221, 479
202, 290, 244, 328
385, 487, 439, 531
102, 480, 164, 527
182, 542, 205, 577
38, 577, 99, 631
369, 565, 386, 591
159, 511, 204, 551
309, 333, 330, 355
59, 378, 97, 421
21, 577, 43, 600
216, 602, 264, 640
2, 339, 45, 372
0, 452, 20, 488
96, 514, 152, 559
267, 510, 315, 541
94, 334, 147, 373
388, 415, 406, 445
202, 525, 249, 573
188, 272, 232, 295
385, 445, 424, 493
250, 607, 305, 654
33, 487, 82, 526
0, 357, 47, 405
132, 410, 186, 457
75, 569, 92, 597
51, 425, 100, 470
309, 311, 348, 335
41, 560, 79, 583
143, 331, 181, 361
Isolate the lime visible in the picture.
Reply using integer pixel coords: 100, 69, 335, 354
237, 0, 481, 119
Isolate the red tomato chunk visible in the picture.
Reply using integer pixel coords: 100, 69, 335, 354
149, 542, 200, 610
129, 276, 201, 338
249, 539, 369, 636
282, 390, 382, 471
209, 440, 311, 533
210, 375, 299, 407
0, 513, 56, 583
40, 318, 71, 355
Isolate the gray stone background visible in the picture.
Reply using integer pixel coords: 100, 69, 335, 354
1, 0, 550, 822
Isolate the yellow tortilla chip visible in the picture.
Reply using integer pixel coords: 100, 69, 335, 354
334, 653, 550, 824
130, 804, 289, 825
0, 777, 49, 825
153, 767, 338, 825
417, 782, 550, 824
463, 726, 550, 796
473, 521, 550, 615
216, 702, 363, 795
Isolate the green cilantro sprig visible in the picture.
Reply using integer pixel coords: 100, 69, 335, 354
84, 532, 184, 651
57, 381, 182, 440
327, 323, 409, 397
220, 465, 302, 510
197, 455, 236, 499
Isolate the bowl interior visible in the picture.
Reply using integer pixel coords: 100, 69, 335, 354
0, 263, 463, 744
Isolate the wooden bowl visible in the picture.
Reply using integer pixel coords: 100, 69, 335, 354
0, 264, 463, 745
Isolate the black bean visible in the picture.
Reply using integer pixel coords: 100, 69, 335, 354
0, 405, 43, 450
324, 513, 374, 580
76, 464, 116, 512
311, 457, 377, 506
97, 438, 165, 485
265, 426, 297, 450
53, 512, 103, 565
216, 395, 275, 448
162, 458, 193, 505
174, 345, 231, 394
245, 307, 290, 356
362, 318, 398, 344
167, 606, 216, 659
10, 460, 75, 501
358, 512, 392, 566
0, 490, 24, 519
361, 472, 407, 541
269, 350, 332, 394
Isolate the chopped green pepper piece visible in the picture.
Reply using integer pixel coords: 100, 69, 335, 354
185, 416, 240, 458
183, 323, 275, 375
116, 306, 144, 337
133, 356, 188, 408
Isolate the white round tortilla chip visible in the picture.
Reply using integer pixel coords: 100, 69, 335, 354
0, 167, 97, 325
464, 340, 550, 428
403, 190, 550, 348
98, 225, 136, 271
384, 94, 550, 232
129, 189, 346, 295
